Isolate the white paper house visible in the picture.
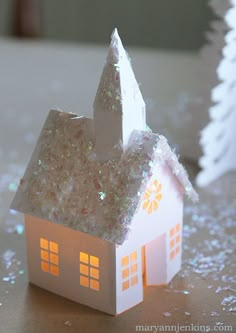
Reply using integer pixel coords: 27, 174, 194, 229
11, 29, 198, 315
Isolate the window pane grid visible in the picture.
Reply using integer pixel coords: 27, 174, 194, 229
121, 251, 138, 291
169, 224, 181, 260
40, 238, 59, 276
79, 252, 100, 291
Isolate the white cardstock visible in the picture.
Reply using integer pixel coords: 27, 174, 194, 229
11, 29, 198, 315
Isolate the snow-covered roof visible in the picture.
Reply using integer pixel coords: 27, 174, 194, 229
11, 110, 198, 245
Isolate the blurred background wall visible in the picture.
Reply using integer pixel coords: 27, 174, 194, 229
0, 0, 213, 50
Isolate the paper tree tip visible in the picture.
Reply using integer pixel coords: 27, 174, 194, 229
111, 28, 119, 40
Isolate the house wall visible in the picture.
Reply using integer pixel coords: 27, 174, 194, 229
115, 242, 143, 315
24, 215, 117, 315
124, 163, 183, 247
122, 162, 183, 284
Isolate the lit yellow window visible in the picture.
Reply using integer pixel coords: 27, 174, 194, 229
90, 279, 99, 291
79, 252, 100, 291
175, 246, 180, 255
169, 223, 181, 260
176, 235, 181, 244
130, 251, 137, 262
122, 280, 130, 291
176, 223, 181, 233
130, 263, 138, 274
40, 238, 59, 276
80, 252, 88, 264
131, 275, 138, 286
122, 268, 129, 279
80, 275, 89, 287
170, 239, 175, 249
169, 227, 175, 238
121, 251, 138, 291
121, 256, 129, 267
170, 250, 175, 260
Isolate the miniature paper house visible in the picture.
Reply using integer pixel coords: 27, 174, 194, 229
11, 29, 198, 315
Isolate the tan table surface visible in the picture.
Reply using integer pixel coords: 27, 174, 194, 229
0, 39, 235, 333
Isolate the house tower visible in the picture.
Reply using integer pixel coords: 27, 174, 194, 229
94, 28, 146, 160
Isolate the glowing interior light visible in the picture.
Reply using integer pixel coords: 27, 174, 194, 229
80, 252, 100, 291
170, 227, 175, 237
80, 275, 89, 288
90, 255, 99, 267
80, 252, 89, 264
40, 238, 59, 276
40, 238, 48, 250
131, 275, 138, 286
170, 250, 175, 260
90, 279, 100, 291
121, 256, 129, 267
130, 263, 138, 274
122, 268, 129, 279
50, 241, 58, 253
121, 251, 138, 291
41, 261, 49, 272
122, 280, 129, 291
90, 267, 99, 279
130, 251, 137, 262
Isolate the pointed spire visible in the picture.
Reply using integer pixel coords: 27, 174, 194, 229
94, 28, 146, 160
107, 28, 127, 65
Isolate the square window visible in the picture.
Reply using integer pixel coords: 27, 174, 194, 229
122, 268, 129, 279
90, 267, 99, 280
130, 251, 137, 262
121, 256, 129, 267
170, 251, 175, 260
176, 224, 181, 232
50, 264, 59, 276
50, 241, 58, 253
80, 275, 89, 287
122, 280, 129, 291
41, 250, 49, 261
90, 279, 100, 291
80, 264, 89, 276
176, 235, 181, 244
40, 238, 48, 250
176, 246, 180, 255
80, 252, 89, 264
130, 263, 138, 274
41, 261, 49, 272
90, 255, 99, 267
131, 275, 138, 286
50, 253, 59, 265
170, 227, 175, 238
170, 239, 175, 249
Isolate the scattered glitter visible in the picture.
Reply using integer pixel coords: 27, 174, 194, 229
8, 182, 18, 192
98, 192, 106, 200
229, 307, 236, 313
165, 289, 190, 295
64, 320, 72, 327
221, 295, 236, 306
1, 250, 24, 284
210, 311, 220, 316
184, 312, 191, 316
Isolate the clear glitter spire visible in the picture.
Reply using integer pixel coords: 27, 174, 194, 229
94, 28, 146, 160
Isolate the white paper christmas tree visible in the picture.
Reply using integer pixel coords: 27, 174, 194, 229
197, 0, 236, 186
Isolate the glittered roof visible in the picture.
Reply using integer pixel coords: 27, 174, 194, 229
11, 110, 198, 245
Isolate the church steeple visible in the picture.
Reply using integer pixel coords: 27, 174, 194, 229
94, 29, 146, 160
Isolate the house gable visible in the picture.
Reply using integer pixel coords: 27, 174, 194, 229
120, 161, 184, 248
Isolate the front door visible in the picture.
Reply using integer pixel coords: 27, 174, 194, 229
144, 233, 167, 286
